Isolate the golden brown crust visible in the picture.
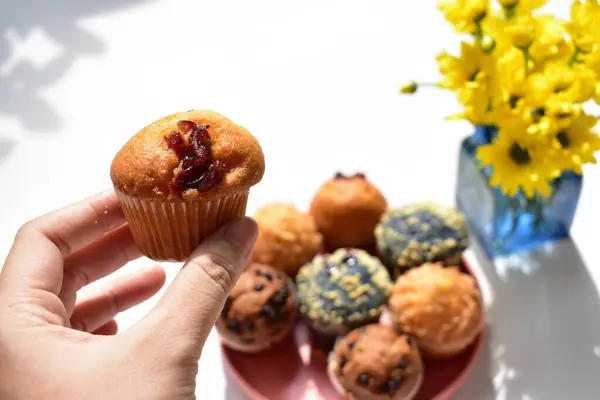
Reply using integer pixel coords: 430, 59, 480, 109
251, 203, 323, 276
110, 110, 265, 200
388, 263, 483, 357
310, 174, 387, 250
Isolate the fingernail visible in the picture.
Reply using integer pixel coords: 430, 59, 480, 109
221, 217, 258, 257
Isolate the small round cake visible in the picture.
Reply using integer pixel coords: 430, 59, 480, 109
388, 263, 483, 358
216, 264, 296, 353
328, 324, 423, 400
251, 203, 323, 277
295, 248, 392, 342
111, 110, 265, 261
375, 202, 468, 277
310, 172, 387, 251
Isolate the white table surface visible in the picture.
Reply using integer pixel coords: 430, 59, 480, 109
1, 0, 599, 399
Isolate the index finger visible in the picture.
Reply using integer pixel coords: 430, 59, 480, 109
0, 190, 127, 295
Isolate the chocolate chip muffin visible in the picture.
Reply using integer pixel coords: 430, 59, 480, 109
328, 324, 423, 400
252, 203, 323, 277
310, 172, 387, 251
216, 264, 296, 353
295, 248, 392, 345
388, 263, 483, 359
375, 202, 469, 278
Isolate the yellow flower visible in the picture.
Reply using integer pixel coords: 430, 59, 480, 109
477, 131, 554, 197
502, 0, 547, 18
506, 16, 536, 50
437, 41, 494, 90
438, 0, 489, 34
490, 48, 529, 119
565, 0, 600, 53
582, 53, 600, 103
452, 85, 494, 124
527, 62, 595, 107
550, 113, 600, 174
530, 16, 573, 66
482, 16, 513, 54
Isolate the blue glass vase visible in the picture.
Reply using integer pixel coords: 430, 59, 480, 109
456, 125, 583, 258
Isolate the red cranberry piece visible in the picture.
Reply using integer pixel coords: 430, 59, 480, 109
196, 161, 226, 192
354, 172, 366, 179
165, 131, 188, 157
334, 172, 346, 179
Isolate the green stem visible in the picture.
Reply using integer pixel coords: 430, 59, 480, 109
474, 21, 483, 44
569, 48, 581, 67
503, 5, 516, 19
523, 48, 530, 77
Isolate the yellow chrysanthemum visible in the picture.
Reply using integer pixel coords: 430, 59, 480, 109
527, 61, 595, 106
530, 16, 573, 66
482, 16, 514, 54
565, 0, 600, 53
550, 113, 600, 174
477, 131, 554, 197
506, 15, 537, 50
451, 85, 494, 124
438, 0, 489, 34
437, 41, 494, 91
501, 0, 547, 18
491, 48, 528, 119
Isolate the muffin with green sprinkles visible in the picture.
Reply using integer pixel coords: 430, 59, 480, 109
295, 248, 392, 347
374, 202, 468, 278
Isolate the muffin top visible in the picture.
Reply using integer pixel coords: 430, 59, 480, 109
251, 203, 323, 276
388, 263, 483, 349
330, 324, 422, 400
310, 172, 387, 219
110, 110, 265, 200
218, 264, 295, 343
375, 202, 468, 269
295, 248, 392, 329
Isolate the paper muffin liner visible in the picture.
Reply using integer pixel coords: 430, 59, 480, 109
115, 189, 249, 262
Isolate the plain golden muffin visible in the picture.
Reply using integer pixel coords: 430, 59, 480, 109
388, 263, 483, 359
310, 172, 387, 251
251, 203, 322, 277
110, 110, 265, 262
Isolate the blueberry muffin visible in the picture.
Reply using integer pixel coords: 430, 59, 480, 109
375, 202, 468, 277
295, 248, 392, 346
216, 264, 296, 353
310, 172, 387, 251
388, 263, 483, 358
328, 324, 423, 400
252, 203, 323, 277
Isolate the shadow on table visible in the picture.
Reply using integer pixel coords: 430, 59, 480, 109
0, 0, 153, 132
0, 139, 15, 167
459, 238, 600, 400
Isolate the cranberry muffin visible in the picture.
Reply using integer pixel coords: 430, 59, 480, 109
110, 110, 265, 261
328, 324, 423, 400
252, 203, 322, 277
216, 264, 296, 353
310, 172, 387, 251
388, 263, 483, 358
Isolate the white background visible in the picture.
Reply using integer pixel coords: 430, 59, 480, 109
0, 0, 599, 399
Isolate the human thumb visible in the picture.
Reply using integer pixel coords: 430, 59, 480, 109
131, 217, 258, 357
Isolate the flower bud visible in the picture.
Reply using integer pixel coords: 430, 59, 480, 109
400, 81, 419, 94
507, 19, 536, 50
480, 35, 496, 53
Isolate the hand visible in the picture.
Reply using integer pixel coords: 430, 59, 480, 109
0, 190, 258, 400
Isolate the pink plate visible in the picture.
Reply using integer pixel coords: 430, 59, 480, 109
221, 260, 485, 400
